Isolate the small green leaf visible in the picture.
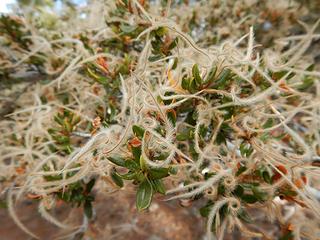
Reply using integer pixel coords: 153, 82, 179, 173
139, 156, 148, 171
241, 194, 258, 204
236, 165, 247, 176
85, 178, 96, 193
132, 146, 142, 162
204, 172, 216, 180
135, 171, 146, 182
168, 37, 178, 51
54, 115, 64, 125
280, 188, 298, 197
125, 159, 140, 170
199, 201, 213, 217
132, 125, 145, 138
136, 180, 153, 211
84, 200, 93, 218
237, 208, 253, 223
119, 23, 137, 33
279, 231, 294, 240
169, 166, 178, 175
148, 54, 163, 62
217, 182, 226, 195
297, 77, 314, 91
155, 27, 167, 37
192, 64, 202, 85
233, 185, 244, 197
181, 76, 190, 90
176, 133, 188, 141
262, 171, 272, 184
204, 65, 217, 84
167, 110, 176, 126
214, 68, 232, 89
263, 118, 274, 129
120, 171, 137, 180
188, 78, 197, 92
151, 179, 166, 194
153, 152, 169, 160
171, 57, 178, 70
219, 204, 229, 220
252, 187, 268, 201
108, 156, 126, 167
240, 142, 253, 157
149, 167, 169, 180
111, 169, 124, 188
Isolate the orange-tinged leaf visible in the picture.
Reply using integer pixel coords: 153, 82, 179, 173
167, 70, 184, 93
287, 224, 294, 231
294, 179, 304, 189
272, 165, 287, 182
129, 137, 142, 147
97, 57, 108, 71
27, 194, 42, 200
15, 167, 25, 175
301, 176, 307, 184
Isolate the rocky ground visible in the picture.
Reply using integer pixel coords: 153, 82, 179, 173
0, 190, 205, 240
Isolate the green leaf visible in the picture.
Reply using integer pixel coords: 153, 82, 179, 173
192, 64, 202, 85
120, 171, 137, 180
85, 179, 96, 193
171, 57, 178, 70
169, 166, 178, 175
297, 76, 314, 91
54, 115, 64, 125
135, 171, 146, 182
279, 232, 294, 240
151, 179, 166, 194
167, 110, 176, 126
280, 188, 298, 197
111, 168, 124, 188
236, 165, 247, 176
136, 180, 153, 211
237, 208, 253, 223
252, 187, 268, 201
181, 76, 190, 90
155, 27, 167, 37
149, 167, 169, 180
219, 204, 229, 219
148, 54, 163, 62
176, 133, 188, 141
125, 159, 140, 170
132, 146, 142, 162
132, 125, 145, 138
241, 194, 258, 204
263, 118, 274, 129
84, 200, 93, 219
262, 171, 272, 184
217, 182, 226, 195
214, 68, 232, 89
188, 78, 197, 92
108, 156, 126, 167
139, 156, 148, 171
233, 185, 244, 197
119, 23, 137, 33
199, 201, 213, 217
168, 37, 178, 51
204, 65, 217, 84
240, 142, 253, 157
153, 152, 169, 160
204, 172, 216, 180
